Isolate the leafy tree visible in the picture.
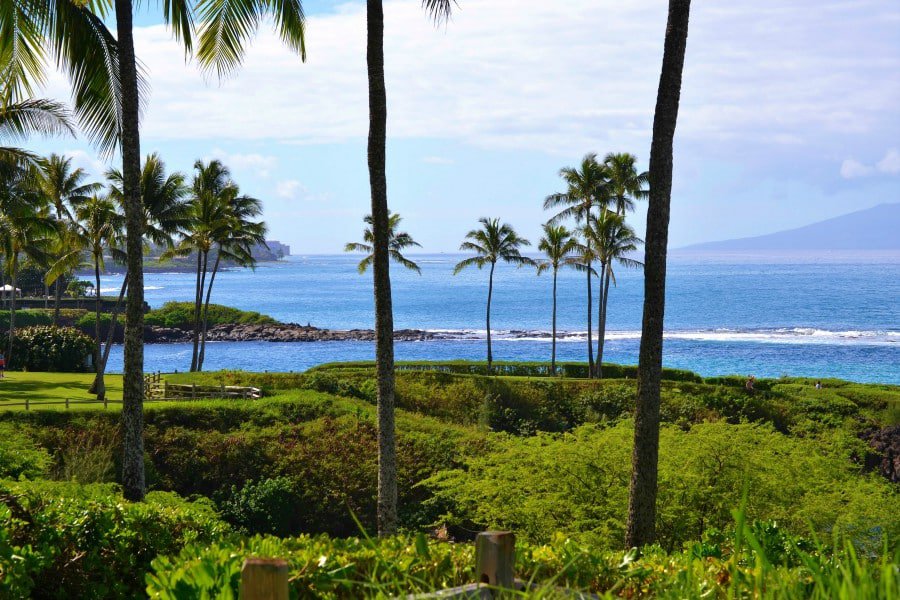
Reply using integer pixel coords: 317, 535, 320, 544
535, 224, 581, 373
587, 211, 642, 378
453, 218, 533, 374
544, 154, 609, 376
345, 213, 421, 274
365, 0, 455, 535
627, 0, 692, 548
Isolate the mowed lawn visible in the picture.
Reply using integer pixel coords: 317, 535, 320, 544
0, 372, 123, 411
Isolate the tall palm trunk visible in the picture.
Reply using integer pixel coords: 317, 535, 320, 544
197, 251, 222, 372
93, 278, 126, 394
595, 263, 606, 377
597, 267, 612, 378
116, 0, 146, 502
626, 0, 691, 548
53, 278, 63, 324
190, 250, 206, 371
367, 0, 397, 537
93, 257, 105, 400
7, 261, 17, 363
585, 252, 594, 378
485, 261, 495, 373
550, 267, 558, 374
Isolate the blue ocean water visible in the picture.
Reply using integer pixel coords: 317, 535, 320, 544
101, 252, 900, 384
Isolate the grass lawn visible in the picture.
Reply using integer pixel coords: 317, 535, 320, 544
0, 372, 123, 411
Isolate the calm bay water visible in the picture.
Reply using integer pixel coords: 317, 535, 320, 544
102, 252, 900, 384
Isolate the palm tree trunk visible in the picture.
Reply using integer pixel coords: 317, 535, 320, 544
551, 267, 557, 374
197, 251, 222, 372
7, 261, 17, 364
190, 250, 205, 372
116, 0, 146, 502
93, 256, 105, 400
93, 277, 127, 394
598, 267, 612, 379
626, 0, 691, 549
595, 263, 606, 377
486, 261, 495, 373
586, 254, 594, 378
53, 277, 63, 324
367, 0, 397, 537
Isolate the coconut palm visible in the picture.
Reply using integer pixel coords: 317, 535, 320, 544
588, 211, 642, 378
345, 213, 421, 274
365, 0, 454, 536
38, 154, 103, 322
49, 195, 124, 400
627, 0, 693, 548
0, 167, 57, 363
197, 190, 266, 372
454, 218, 533, 374
98, 154, 189, 390
602, 153, 648, 216
544, 154, 610, 376
0, 100, 75, 167
536, 224, 581, 374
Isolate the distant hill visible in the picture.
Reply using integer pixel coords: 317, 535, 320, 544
678, 203, 900, 252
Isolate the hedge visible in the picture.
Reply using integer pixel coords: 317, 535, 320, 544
3, 326, 95, 372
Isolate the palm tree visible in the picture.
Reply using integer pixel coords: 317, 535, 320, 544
626, 0, 693, 549
345, 213, 421, 274
544, 154, 610, 376
365, 0, 454, 536
197, 190, 266, 372
453, 218, 533, 374
0, 167, 57, 364
0, 100, 75, 167
602, 153, 649, 216
50, 195, 124, 400
38, 154, 102, 323
536, 224, 581, 374
588, 211, 642, 378
100, 153, 189, 388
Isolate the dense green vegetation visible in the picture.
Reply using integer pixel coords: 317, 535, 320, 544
0, 364, 896, 596
2, 326, 94, 372
143, 301, 276, 329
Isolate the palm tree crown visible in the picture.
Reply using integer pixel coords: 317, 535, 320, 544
536, 223, 581, 275
454, 217, 534, 273
345, 213, 421, 274
602, 152, 648, 215
543, 154, 610, 224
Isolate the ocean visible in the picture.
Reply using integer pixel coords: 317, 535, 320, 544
100, 252, 900, 384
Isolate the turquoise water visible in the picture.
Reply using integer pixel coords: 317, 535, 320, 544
102, 252, 900, 384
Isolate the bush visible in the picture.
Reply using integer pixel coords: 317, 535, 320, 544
145, 302, 276, 329
220, 477, 302, 536
0, 423, 50, 479
0, 481, 228, 598
0, 310, 53, 333
3, 326, 94, 372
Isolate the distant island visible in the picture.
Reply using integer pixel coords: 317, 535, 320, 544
676, 203, 900, 252
84, 240, 292, 274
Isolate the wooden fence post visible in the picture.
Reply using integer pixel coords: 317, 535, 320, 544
475, 531, 515, 589
25, 397, 29, 411
65, 397, 69, 410
240, 558, 288, 600
191, 384, 196, 400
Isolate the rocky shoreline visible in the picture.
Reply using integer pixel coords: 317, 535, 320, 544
144, 322, 445, 343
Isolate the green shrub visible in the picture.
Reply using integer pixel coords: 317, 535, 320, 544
0, 423, 50, 479
4, 326, 94, 372
220, 477, 302, 536
0, 481, 228, 598
145, 302, 276, 329
0, 310, 53, 333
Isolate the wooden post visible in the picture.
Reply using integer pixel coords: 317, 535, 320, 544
163, 380, 168, 399
240, 558, 288, 600
191, 384, 196, 400
103, 397, 108, 409
475, 531, 515, 589
65, 397, 69, 410
25, 397, 29, 411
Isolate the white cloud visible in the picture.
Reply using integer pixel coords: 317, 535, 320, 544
876, 148, 900, 174
840, 158, 874, 179
36, 0, 896, 158
207, 148, 278, 177
840, 148, 900, 178
422, 156, 454, 165
62, 149, 109, 178
275, 179, 305, 199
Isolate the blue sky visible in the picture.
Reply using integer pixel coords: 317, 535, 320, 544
28, 0, 900, 253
